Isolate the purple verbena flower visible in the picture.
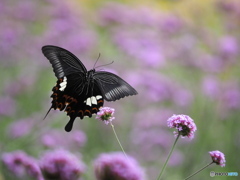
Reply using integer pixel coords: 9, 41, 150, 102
2, 151, 28, 177
219, 36, 238, 56
222, 84, 240, 110
8, 118, 34, 138
112, 30, 165, 68
167, 114, 197, 139
24, 157, 44, 180
1, 151, 43, 180
39, 149, 86, 180
209, 150, 226, 167
98, 2, 133, 25
94, 152, 146, 180
159, 15, 183, 34
13, 1, 37, 21
71, 130, 87, 147
202, 76, 220, 99
96, 107, 115, 125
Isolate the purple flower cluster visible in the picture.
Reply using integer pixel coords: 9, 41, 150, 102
96, 107, 115, 125
99, 3, 161, 26
98, 3, 187, 71
202, 78, 240, 111
112, 29, 165, 68
167, 114, 197, 139
209, 150, 226, 167
2, 151, 43, 180
3, 70, 37, 97
39, 0, 97, 63
0, 0, 97, 67
94, 152, 146, 180
40, 149, 86, 180
219, 36, 238, 57
7, 118, 35, 138
2, 149, 86, 180
127, 71, 193, 107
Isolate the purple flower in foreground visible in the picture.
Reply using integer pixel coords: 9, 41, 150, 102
1, 151, 43, 180
2, 151, 29, 177
39, 149, 86, 180
94, 152, 146, 180
167, 114, 197, 139
209, 150, 226, 167
96, 107, 115, 125
24, 157, 44, 180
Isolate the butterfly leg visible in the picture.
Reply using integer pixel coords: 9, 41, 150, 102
43, 106, 52, 120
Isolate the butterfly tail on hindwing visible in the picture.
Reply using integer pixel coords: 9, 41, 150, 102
65, 117, 75, 132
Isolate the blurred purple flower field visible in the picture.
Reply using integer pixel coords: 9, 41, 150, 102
0, 0, 240, 179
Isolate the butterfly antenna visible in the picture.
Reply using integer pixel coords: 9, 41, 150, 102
93, 53, 101, 69
43, 106, 52, 120
95, 61, 114, 69
93, 53, 114, 69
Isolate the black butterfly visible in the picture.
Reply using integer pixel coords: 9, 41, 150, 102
42, 45, 138, 132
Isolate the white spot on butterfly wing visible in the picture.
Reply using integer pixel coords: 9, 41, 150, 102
60, 81, 67, 87
96, 95, 102, 100
85, 98, 91, 106
59, 76, 67, 91
91, 96, 97, 105
84, 96, 102, 106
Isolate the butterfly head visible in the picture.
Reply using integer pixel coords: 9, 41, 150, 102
87, 69, 96, 78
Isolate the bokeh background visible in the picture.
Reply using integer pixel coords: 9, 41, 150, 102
0, 0, 240, 179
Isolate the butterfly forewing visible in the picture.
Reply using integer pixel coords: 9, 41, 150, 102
42, 46, 87, 78
93, 71, 138, 101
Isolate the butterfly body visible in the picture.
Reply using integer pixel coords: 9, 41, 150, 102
42, 45, 137, 132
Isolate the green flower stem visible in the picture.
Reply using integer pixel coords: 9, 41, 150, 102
110, 121, 128, 159
184, 162, 214, 180
157, 134, 180, 180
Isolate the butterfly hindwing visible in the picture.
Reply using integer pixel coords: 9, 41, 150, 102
50, 75, 104, 132
93, 71, 138, 101
42, 45, 87, 79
